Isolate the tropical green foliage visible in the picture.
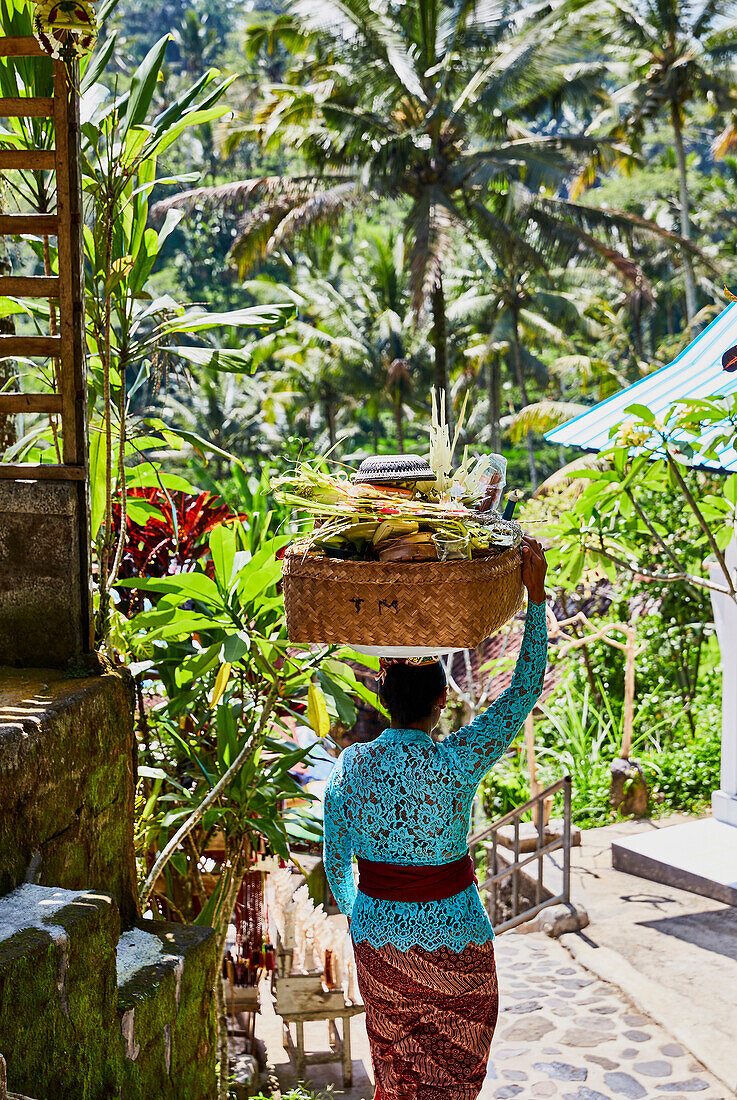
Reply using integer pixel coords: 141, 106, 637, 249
607, 0, 737, 320
480, 669, 722, 826
540, 396, 737, 593
117, 488, 378, 1097
3, 0, 737, 1087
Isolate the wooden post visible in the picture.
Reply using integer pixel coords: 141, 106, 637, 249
53, 57, 92, 651
341, 1014, 352, 1087
295, 1020, 306, 1080
525, 714, 550, 830
621, 624, 636, 759
525, 713, 539, 829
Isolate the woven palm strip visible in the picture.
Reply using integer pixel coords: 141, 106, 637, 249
282, 540, 524, 647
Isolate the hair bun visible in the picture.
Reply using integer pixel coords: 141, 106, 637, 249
379, 661, 447, 728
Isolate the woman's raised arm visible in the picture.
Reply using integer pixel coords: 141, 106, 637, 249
443, 538, 548, 787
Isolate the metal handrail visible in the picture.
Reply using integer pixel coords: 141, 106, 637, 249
478, 833, 568, 890
469, 775, 570, 844
469, 775, 572, 934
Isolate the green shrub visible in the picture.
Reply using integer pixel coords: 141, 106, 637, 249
643, 729, 721, 814
479, 751, 530, 820
479, 675, 723, 830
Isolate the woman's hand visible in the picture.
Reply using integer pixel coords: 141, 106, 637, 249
521, 536, 547, 604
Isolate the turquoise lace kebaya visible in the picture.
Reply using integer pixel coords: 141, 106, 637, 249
322, 601, 548, 952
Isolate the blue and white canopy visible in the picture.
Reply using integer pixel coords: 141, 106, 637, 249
545, 304, 737, 472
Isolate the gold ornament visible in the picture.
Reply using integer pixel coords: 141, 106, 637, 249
34, 0, 97, 62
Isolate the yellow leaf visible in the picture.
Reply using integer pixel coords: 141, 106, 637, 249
210, 662, 232, 708
307, 681, 330, 739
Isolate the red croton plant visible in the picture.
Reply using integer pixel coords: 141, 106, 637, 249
113, 488, 246, 614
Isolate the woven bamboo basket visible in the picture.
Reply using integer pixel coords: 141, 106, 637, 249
282, 540, 524, 648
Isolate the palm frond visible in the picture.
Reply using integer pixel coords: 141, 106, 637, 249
530, 204, 655, 298
540, 194, 716, 267
288, 0, 427, 103
435, 0, 509, 75
694, 0, 727, 38
405, 187, 461, 315
508, 399, 588, 443
447, 290, 500, 323
611, 2, 662, 50
467, 199, 549, 274
269, 182, 364, 250
230, 202, 295, 276
703, 21, 737, 59
151, 176, 347, 221
452, 3, 604, 124
517, 308, 566, 345
538, 452, 609, 495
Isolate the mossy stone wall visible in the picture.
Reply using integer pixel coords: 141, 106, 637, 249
117, 924, 217, 1100
0, 667, 138, 925
0, 669, 217, 1099
0, 891, 217, 1100
0, 892, 120, 1099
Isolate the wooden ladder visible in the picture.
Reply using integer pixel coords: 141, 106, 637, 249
0, 35, 87, 482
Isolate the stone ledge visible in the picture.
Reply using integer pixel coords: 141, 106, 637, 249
612, 816, 737, 907
0, 885, 119, 1100
117, 921, 217, 1100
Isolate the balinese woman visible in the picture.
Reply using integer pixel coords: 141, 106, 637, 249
323, 537, 548, 1100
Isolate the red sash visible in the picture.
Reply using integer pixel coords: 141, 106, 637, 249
356, 852, 477, 903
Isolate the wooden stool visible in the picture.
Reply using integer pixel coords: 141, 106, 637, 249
280, 1006, 364, 1087
275, 973, 364, 1088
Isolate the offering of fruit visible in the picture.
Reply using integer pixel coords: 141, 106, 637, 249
378, 532, 438, 562
271, 387, 523, 562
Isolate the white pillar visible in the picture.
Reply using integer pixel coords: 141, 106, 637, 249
709, 535, 737, 827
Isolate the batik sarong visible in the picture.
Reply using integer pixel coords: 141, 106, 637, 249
352, 937, 498, 1100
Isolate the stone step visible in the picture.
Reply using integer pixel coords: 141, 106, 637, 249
116, 921, 217, 1100
0, 884, 119, 1099
0, 885, 217, 1100
0, 666, 138, 925
495, 817, 582, 853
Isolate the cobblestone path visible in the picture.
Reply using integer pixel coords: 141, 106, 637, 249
261, 927, 729, 1098
484, 933, 727, 1100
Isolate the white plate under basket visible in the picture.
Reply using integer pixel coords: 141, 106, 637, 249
345, 644, 465, 657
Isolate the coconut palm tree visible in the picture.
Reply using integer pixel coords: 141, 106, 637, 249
447, 187, 665, 487
606, 0, 737, 322
170, 9, 219, 79
154, 0, 632, 433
